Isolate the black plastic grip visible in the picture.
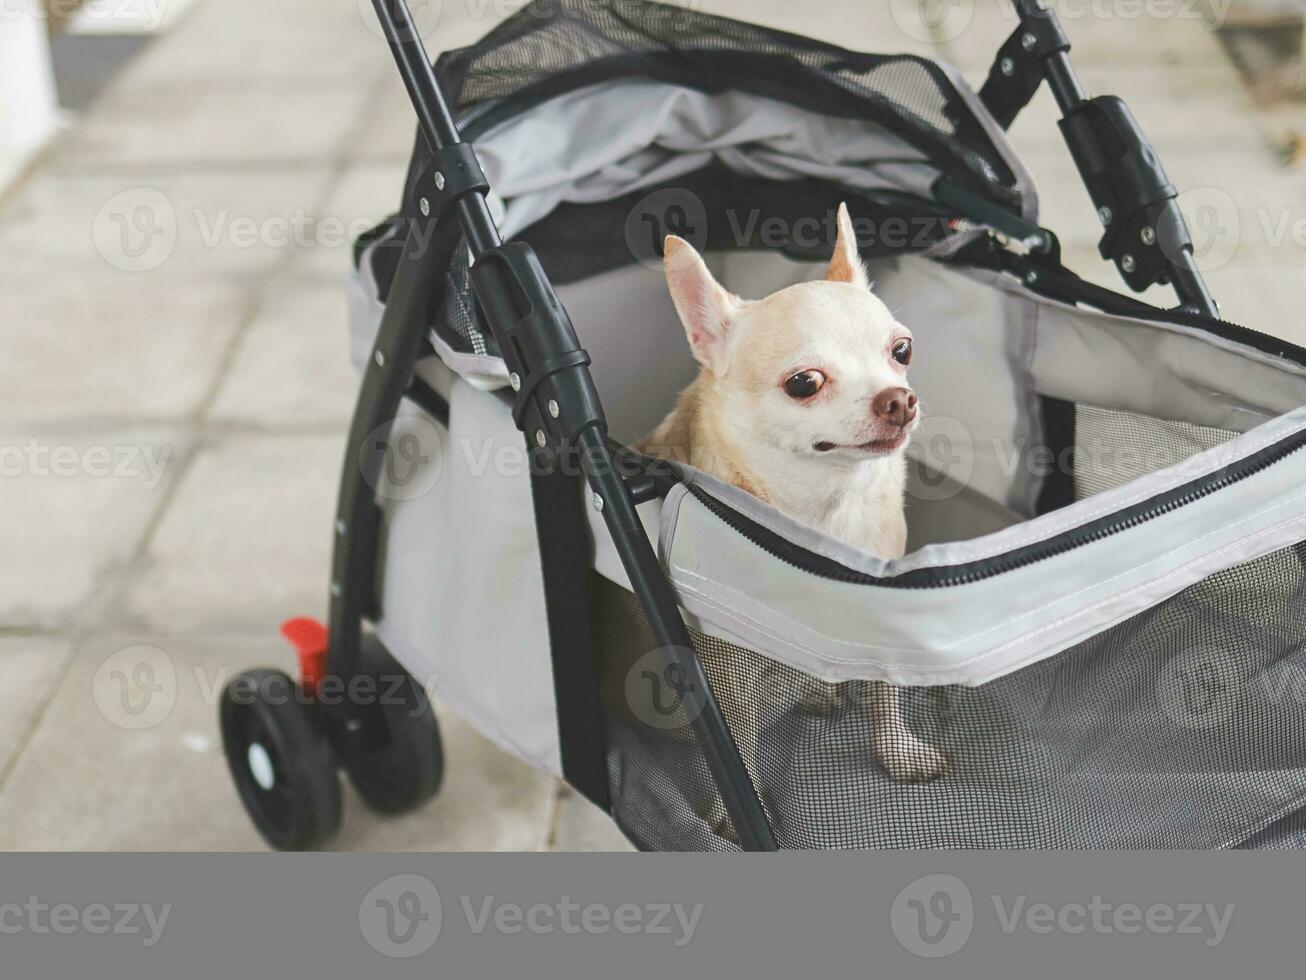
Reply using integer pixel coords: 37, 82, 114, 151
468, 242, 607, 444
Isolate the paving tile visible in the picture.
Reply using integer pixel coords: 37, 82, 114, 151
0, 633, 554, 850
0, 170, 335, 283
209, 281, 359, 427
56, 83, 371, 168
1016, 133, 1302, 262
335, 704, 557, 852
1014, 145, 1103, 247
1003, 61, 1264, 151
549, 784, 637, 852
116, 0, 388, 86
120, 434, 343, 633
0, 281, 247, 426
0, 427, 185, 631
283, 162, 406, 281
948, 0, 1231, 74
346, 71, 421, 164
0, 638, 75, 777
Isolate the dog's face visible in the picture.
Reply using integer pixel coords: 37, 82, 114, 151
663, 203, 918, 465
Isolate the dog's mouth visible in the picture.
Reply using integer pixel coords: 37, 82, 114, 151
813, 430, 909, 455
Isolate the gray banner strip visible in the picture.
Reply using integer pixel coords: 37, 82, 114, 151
0, 852, 1300, 977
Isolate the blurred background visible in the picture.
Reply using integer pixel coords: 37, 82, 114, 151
0, 0, 1302, 850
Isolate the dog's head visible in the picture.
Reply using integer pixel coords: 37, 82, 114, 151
663, 203, 918, 464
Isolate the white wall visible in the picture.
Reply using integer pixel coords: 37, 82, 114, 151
0, 10, 60, 188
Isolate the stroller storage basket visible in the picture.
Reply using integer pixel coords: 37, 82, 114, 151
223, 0, 1306, 850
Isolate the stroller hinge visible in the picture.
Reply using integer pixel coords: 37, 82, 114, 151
932, 177, 1059, 262
1058, 96, 1213, 312
990, 0, 1219, 318
469, 242, 607, 449
980, 10, 1072, 130
407, 142, 490, 225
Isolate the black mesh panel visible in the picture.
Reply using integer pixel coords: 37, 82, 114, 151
598, 542, 1306, 850
1074, 405, 1236, 499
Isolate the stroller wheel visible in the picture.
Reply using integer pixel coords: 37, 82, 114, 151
220, 669, 342, 851
342, 637, 444, 815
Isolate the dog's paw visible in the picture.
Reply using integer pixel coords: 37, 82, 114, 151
875, 732, 948, 783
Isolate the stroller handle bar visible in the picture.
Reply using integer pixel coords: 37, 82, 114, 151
356, 0, 780, 850
1001, 0, 1219, 319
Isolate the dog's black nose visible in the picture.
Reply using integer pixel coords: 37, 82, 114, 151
872, 387, 917, 428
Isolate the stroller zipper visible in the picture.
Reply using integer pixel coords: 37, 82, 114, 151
685, 425, 1306, 590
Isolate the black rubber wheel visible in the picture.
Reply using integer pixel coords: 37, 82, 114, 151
343, 637, 444, 815
220, 669, 342, 851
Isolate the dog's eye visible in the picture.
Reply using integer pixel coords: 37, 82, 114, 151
783, 370, 826, 399
891, 339, 912, 366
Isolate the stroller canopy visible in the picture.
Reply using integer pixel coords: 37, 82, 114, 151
366, 0, 1036, 387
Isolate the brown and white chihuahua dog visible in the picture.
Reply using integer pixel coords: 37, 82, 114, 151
641, 203, 947, 784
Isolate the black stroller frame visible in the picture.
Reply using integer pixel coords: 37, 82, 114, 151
220, 0, 1244, 851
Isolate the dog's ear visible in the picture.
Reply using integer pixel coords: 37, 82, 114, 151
826, 202, 871, 290
663, 235, 741, 368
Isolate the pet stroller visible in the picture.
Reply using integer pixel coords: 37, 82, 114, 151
220, 0, 1306, 851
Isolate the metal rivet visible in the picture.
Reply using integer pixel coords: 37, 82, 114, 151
1140, 226, 1156, 246
335, 519, 347, 536
330, 582, 342, 597
1000, 57, 1015, 77
1021, 32, 1037, 51
434, 171, 446, 191
1097, 206, 1113, 226
374, 350, 386, 367
509, 372, 521, 391
547, 399, 560, 419
591, 493, 604, 512
535, 429, 547, 447
1121, 254, 1137, 273
1025, 270, 1039, 285
419, 198, 430, 216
